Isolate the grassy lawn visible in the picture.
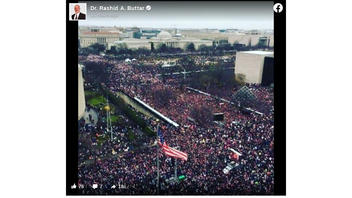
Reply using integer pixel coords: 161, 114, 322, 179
110, 115, 118, 123
88, 95, 106, 107
85, 90, 96, 98
86, 90, 119, 112
85, 90, 106, 107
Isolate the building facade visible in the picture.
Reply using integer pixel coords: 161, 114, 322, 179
112, 31, 213, 50
228, 34, 274, 48
79, 31, 120, 48
235, 51, 274, 85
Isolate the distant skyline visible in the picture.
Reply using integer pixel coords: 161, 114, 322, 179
78, 1, 273, 30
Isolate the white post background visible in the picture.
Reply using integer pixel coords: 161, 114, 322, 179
0, 0, 352, 197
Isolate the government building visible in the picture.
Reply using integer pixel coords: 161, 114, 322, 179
112, 31, 213, 50
79, 29, 121, 48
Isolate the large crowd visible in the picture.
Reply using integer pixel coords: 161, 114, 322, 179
78, 54, 274, 194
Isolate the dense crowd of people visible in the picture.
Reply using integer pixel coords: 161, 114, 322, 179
78, 54, 274, 194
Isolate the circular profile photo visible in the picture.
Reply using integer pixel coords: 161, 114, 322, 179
69, 3, 87, 21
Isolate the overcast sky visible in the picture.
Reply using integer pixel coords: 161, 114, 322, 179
78, 1, 273, 30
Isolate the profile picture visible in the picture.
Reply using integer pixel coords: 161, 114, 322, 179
69, 3, 87, 21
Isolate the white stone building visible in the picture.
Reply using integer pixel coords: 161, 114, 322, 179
112, 31, 213, 50
79, 31, 121, 48
235, 51, 274, 85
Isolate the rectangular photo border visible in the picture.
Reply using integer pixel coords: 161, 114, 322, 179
66, 0, 286, 195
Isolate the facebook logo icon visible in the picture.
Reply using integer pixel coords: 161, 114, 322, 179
273, 3, 283, 13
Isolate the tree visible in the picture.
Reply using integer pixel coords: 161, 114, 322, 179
178, 56, 196, 71
79, 43, 106, 56
151, 88, 176, 107
133, 31, 142, 39
198, 44, 208, 52
190, 105, 213, 127
189, 67, 236, 92
135, 47, 150, 56
168, 47, 183, 53
233, 41, 245, 50
89, 43, 106, 54
157, 43, 168, 53
79, 47, 90, 56
186, 42, 195, 52
83, 61, 111, 84
199, 74, 213, 90
151, 42, 155, 52
106, 46, 118, 55
235, 73, 246, 86
222, 43, 234, 51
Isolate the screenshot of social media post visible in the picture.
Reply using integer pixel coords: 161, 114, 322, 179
67, 0, 286, 195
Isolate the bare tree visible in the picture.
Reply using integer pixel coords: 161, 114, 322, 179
190, 105, 213, 127
152, 88, 176, 108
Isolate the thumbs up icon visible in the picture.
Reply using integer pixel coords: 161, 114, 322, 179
71, 183, 77, 189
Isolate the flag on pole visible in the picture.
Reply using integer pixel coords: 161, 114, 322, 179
229, 147, 242, 160
162, 143, 188, 161
231, 153, 239, 160
157, 127, 188, 161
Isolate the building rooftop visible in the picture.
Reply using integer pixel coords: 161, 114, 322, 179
240, 51, 274, 56
81, 31, 120, 35
157, 31, 172, 39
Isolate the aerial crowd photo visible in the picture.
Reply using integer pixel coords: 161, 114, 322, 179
73, 1, 280, 195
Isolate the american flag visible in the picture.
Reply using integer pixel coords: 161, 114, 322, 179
157, 127, 188, 161
229, 148, 242, 160
230, 153, 239, 160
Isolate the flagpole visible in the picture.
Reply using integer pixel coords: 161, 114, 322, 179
174, 146, 178, 180
156, 123, 160, 195
174, 158, 177, 180
105, 97, 113, 141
